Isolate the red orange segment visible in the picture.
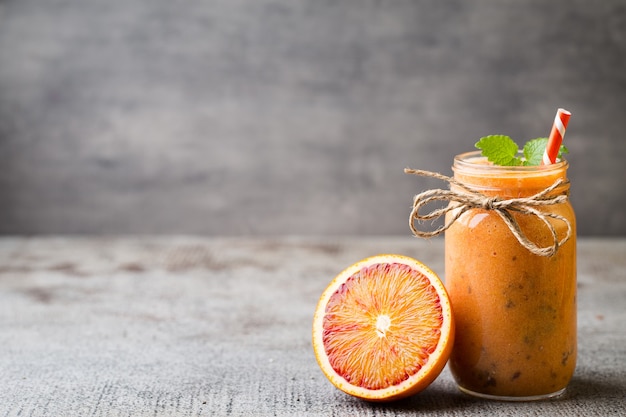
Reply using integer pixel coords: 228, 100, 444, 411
312, 254, 454, 402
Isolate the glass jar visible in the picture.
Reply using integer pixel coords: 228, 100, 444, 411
445, 151, 577, 401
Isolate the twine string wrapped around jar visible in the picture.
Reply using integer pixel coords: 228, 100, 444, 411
404, 168, 572, 257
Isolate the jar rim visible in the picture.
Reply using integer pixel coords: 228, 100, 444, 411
454, 150, 569, 173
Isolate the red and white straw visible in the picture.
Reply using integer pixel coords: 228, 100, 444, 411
542, 108, 571, 165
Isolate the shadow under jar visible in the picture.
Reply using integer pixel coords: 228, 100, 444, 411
445, 151, 577, 401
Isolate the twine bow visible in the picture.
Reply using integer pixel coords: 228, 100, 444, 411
404, 168, 572, 257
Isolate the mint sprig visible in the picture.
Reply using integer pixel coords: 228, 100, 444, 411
475, 135, 569, 166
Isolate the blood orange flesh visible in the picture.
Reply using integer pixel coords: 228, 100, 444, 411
312, 254, 454, 402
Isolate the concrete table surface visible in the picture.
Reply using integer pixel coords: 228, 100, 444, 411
0, 236, 624, 416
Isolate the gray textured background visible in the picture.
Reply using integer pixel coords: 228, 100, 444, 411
1, 0, 625, 236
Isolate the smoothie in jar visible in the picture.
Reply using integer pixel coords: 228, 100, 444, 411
445, 152, 576, 400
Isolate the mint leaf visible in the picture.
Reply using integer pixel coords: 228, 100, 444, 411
476, 136, 570, 166
523, 137, 569, 166
523, 137, 548, 166
475, 135, 522, 166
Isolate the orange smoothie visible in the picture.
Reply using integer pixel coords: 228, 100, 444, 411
445, 151, 576, 400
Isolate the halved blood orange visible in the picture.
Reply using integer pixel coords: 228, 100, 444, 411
312, 254, 454, 402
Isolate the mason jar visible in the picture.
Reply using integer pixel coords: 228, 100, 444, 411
445, 151, 577, 401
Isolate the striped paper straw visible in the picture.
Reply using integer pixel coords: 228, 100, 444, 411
542, 108, 571, 165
